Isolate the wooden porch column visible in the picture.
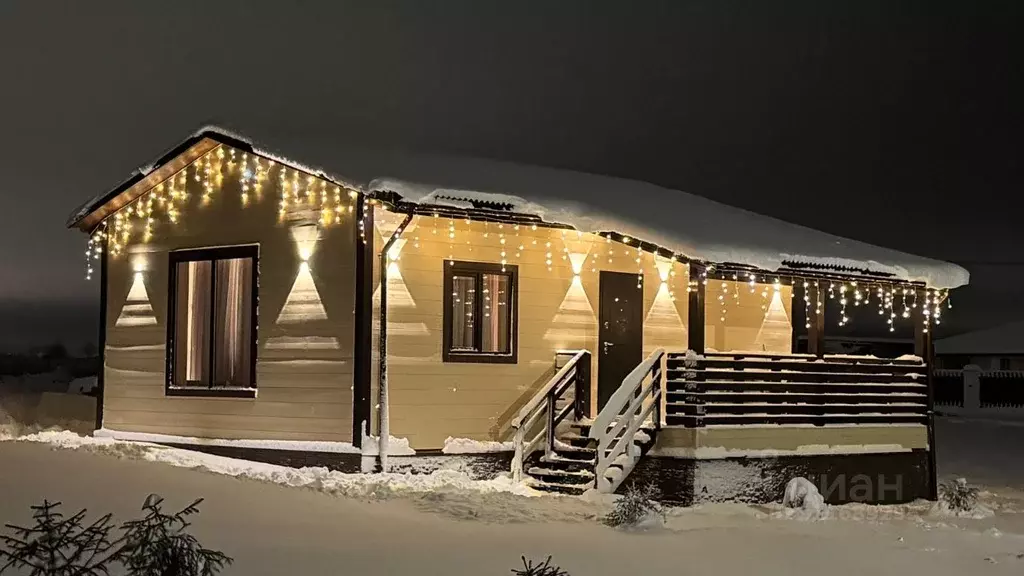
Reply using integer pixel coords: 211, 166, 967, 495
688, 264, 706, 353
913, 287, 938, 501
807, 283, 826, 358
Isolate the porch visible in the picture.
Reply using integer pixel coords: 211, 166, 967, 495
511, 348, 932, 496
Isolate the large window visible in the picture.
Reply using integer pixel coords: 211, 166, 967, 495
167, 246, 259, 397
443, 261, 518, 363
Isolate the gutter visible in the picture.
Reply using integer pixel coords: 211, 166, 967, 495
376, 210, 414, 472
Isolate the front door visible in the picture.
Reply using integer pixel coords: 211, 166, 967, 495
598, 271, 644, 410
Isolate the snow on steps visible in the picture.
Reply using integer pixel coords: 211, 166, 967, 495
524, 422, 657, 496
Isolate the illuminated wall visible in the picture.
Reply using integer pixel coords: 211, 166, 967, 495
103, 144, 359, 442
704, 279, 794, 353
376, 215, 691, 449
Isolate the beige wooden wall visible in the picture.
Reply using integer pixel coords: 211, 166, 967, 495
376, 213, 693, 449
704, 279, 794, 353
375, 212, 799, 449
103, 145, 357, 442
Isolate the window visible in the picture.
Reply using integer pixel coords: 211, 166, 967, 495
443, 261, 517, 363
1000, 358, 1012, 371
167, 246, 259, 397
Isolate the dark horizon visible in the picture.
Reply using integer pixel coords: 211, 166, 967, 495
1, 1, 1020, 348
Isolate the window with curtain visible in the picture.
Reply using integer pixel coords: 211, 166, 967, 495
443, 261, 517, 363
167, 246, 258, 397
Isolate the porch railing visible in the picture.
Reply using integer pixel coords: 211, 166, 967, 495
510, 349, 591, 483
588, 348, 665, 493
665, 351, 929, 426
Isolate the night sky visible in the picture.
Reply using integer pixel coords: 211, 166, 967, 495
0, 1, 1019, 350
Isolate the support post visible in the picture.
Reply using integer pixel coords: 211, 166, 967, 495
688, 264, 706, 353
807, 283, 825, 358
376, 211, 413, 472
352, 199, 374, 447
95, 244, 109, 431
914, 288, 937, 500
575, 351, 592, 419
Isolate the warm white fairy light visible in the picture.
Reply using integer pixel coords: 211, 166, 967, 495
719, 281, 728, 322
803, 281, 811, 329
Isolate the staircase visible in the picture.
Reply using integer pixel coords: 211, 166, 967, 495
523, 422, 657, 495
511, 348, 665, 496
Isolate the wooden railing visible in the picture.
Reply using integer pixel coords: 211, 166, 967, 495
664, 351, 929, 426
510, 350, 591, 482
588, 348, 665, 493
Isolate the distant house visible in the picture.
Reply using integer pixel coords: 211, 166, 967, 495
66, 125, 968, 504
935, 320, 1024, 370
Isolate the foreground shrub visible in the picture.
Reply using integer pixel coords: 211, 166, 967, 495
603, 482, 664, 527
512, 556, 569, 576
0, 494, 231, 576
939, 478, 980, 513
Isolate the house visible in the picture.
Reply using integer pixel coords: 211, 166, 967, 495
935, 320, 1024, 370
67, 126, 969, 505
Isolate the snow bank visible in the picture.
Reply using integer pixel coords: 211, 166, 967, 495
780, 477, 828, 520
442, 437, 513, 454
6, 430, 534, 498
95, 428, 361, 454
359, 434, 416, 456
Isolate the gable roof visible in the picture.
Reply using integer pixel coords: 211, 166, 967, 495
935, 320, 1024, 355
68, 124, 969, 289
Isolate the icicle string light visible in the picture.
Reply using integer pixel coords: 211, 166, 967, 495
83, 144, 360, 278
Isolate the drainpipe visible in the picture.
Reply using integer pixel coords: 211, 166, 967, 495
377, 212, 414, 472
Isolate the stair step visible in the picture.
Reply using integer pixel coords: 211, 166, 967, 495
557, 433, 595, 448
527, 479, 593, 495
539, 454, 594, 473
527, 467, 595, 485
552, 445, 597, 462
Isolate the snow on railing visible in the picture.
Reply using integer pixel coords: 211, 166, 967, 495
588, 348, 665, 493
510, 350, 591, 483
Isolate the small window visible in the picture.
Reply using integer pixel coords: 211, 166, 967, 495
443, 261, 517, 363
167, 246, 259, 397
1000, 358, 1012, 371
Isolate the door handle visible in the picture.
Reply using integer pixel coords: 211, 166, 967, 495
602, 341, 614, 354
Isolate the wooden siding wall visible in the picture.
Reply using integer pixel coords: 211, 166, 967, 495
376, 213, 692, 449
103, 146, 357, 442
705, 279, 793, 354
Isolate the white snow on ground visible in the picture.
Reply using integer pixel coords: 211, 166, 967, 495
4, 415, 1024, 574
359, 433, 416, 456
6, 430, 533, 498
95, 427, 362, 453
442, 436, 514, 454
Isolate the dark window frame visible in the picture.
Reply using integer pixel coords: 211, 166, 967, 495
165, 244, 260, 398
442, 261, 518, 364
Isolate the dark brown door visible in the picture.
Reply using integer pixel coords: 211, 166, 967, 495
598, 271, 644, 410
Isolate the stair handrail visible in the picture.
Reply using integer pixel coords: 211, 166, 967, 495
510, 349, 592, 482
588, 348, 665, 492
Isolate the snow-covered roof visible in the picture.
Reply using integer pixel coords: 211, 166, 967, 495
935, 320, 1024, 355
68, 124, 969, 289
